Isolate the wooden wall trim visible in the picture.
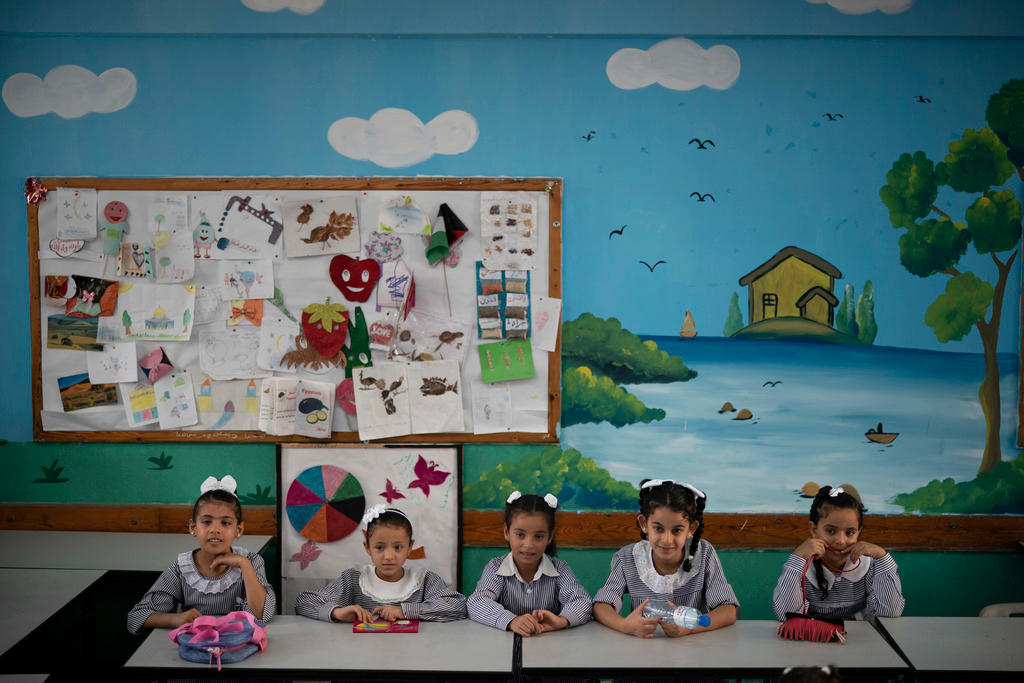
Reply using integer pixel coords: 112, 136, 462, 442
462, 510, 1024, 552
0, 504, 276, 535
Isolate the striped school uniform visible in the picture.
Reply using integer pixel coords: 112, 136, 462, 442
773, 552, 904, 620
467, 553, 593, 630
294, 564, 467, 622
126, 546, 276, 634
593, 539, 739, 614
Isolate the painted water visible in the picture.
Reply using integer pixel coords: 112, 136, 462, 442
562, 337, 1021, 513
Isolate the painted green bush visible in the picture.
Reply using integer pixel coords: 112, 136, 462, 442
561, 365, 665, 428
463, 445, 638, 511
892, 453, 1024, 513
562, 313, 696, 384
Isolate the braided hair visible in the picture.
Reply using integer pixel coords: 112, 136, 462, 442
637, 479, 706, 572
808, 485, 864, 598
504, 493, 558, 556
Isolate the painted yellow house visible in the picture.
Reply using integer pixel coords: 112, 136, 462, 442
738, 246, 842, 326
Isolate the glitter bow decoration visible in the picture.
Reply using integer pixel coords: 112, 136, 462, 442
543, 493, 558, 508
230, 300, 263, 326
506, 490, 522, 504
361, 503, 387, 528
200, 475, 238, 496
24, 177, 48, 205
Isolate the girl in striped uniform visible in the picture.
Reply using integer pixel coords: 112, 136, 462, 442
773, 485, 904, 620
294, 505, 466, 623
593, 479, 738, 638
468, 492, 592, 636
127, 475, 276, 634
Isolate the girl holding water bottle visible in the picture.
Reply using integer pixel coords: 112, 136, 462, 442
593, 479, 738, 638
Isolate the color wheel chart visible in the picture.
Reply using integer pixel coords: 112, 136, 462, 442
286, 465, 366, 542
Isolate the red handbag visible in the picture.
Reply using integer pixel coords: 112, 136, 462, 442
777, 556, 846, 643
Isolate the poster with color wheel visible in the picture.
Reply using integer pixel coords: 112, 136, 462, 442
286, 465, 365, 542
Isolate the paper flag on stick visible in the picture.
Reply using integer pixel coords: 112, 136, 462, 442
426, 203, 469, 265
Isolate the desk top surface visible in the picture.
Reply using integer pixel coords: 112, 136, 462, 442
125, 615, 515, 673
879, 616, 1024, 672
0, 568, 105, 654
521, 620, 907, 673
0, 530, 272, 571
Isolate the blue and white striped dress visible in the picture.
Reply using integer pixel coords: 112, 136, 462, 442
126, 546, 276, 634
593, 540, 739, 615
467, 553, 593, 630
773, 553, 904, 620
294, 565, 467, 622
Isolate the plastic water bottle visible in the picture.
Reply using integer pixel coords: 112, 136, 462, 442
642, 600, 711, 628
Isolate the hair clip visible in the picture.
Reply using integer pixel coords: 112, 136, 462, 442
506, 490, 522, 504
678, 481, 706, 500
200, 475, 238, 497
543, 493, 558, 508
829, 486, 844, 497
640, 479, 674, 490
361, 503, 387, 528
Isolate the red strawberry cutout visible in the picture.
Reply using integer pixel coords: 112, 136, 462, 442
330, 254, 381, 303
301, 297, 349, 358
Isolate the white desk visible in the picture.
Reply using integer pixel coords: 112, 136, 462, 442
0, 568, 105, 655
0, 530, 272, 571
521, 620, 908, 678
125, 615, 514, 678
879, 616, 1024, 677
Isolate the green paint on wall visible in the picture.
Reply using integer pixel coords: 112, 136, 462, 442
462, 547, 1024, 620
0, 441, 276, 504
463, 444, 543, 483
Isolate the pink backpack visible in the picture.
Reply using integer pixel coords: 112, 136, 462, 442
168, 611, 267, 670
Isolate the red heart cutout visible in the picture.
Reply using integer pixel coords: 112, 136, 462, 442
369, 321, 396, 345
330, 254, 381, 303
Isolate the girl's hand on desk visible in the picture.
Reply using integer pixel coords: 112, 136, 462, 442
623, 600, 661, 639
532, 609, 569, 633
508, 613, 541, 637
332, 604, 373, 623
794, 538, 826, 559
175, 608, 202, 627
373, 604, 405, 621
848, 541, 886, 561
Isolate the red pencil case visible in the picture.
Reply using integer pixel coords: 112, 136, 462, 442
353, 619, 420, 633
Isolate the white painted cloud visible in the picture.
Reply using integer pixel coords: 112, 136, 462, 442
327, 108, 479, 168
240, 0, 324, 14
806, 0, 912, 15
3, 65, 136, 119
606, 37, 740, 91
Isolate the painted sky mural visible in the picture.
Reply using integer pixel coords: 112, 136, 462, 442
1, 0, 1022, 514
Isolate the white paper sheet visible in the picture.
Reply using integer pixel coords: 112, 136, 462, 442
86, 342, 138, 384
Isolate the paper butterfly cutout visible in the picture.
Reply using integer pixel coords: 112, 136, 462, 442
289, 540, 322, 571
139, 347, 174, 384
380, 478, 406, 504
407, 455, 451, 498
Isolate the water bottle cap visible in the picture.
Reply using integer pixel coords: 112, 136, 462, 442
698, 615, 711, 627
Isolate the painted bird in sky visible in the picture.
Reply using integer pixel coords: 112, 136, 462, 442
608, 225, 627, 239
689, 138, 715, 149
640, 260, 666, 272
581, 130, 596, 141
690, 192, 715, 203
822, 113, 844, 121
914, 95, 932, 103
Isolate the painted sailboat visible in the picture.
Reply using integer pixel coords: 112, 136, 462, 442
680, 310, 697, 338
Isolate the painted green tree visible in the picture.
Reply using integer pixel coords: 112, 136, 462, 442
723, 292, 744, 337
855, 280, 877, 345
835, 283, 858, 337
880, 79, 1023, 474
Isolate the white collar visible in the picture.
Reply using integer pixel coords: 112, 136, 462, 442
631, 540, 699, 594
357, 564, 426, 603
495, 552, 559, 583
817, 555, 872, 589
178, 548, 243, 595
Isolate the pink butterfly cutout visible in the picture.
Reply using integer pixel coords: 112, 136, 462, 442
139, 347, 174, 384
407, 455, 451, 498
380, 478, 405, 504
289, 540, 322, 570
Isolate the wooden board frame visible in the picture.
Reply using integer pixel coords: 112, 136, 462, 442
29, 177, 562, 444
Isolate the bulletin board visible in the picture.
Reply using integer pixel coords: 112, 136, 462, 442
28, 177, 562, 443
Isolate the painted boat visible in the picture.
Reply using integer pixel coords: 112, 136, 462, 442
866, 431, 899, 444
680, 310, 697, 338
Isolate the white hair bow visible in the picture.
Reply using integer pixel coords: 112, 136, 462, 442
361, 503, 387, 528
200, 475, 237, 496
829, 486, 845, 497
543, 493, 558, 508
640, 479, 674, 490
678, 481, 706, 500
506, 491, 522, 504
